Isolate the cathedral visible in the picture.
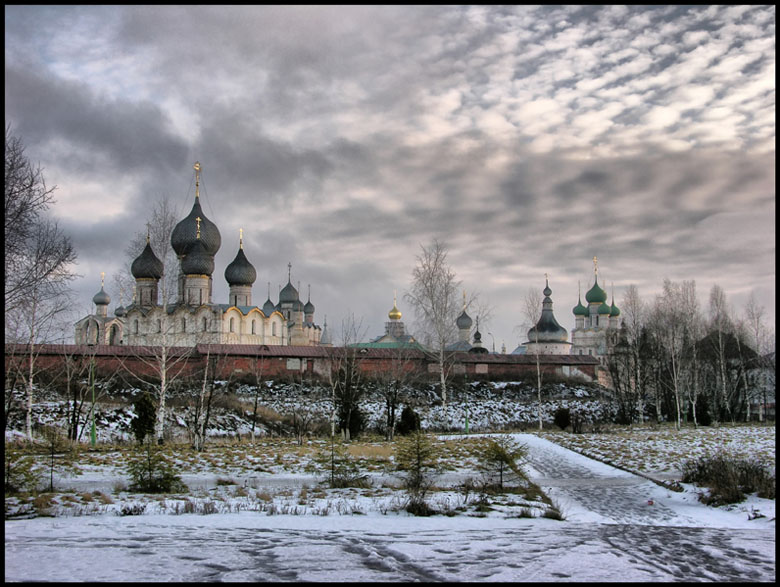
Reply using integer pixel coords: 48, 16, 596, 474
74, 162, 322, 347
570, 257, 620, 365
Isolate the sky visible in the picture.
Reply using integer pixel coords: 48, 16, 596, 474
4, 5, 775, 349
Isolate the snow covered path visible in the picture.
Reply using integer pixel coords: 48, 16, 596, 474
5, 433, 776, 582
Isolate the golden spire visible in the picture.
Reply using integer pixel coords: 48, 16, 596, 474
239, 228, 244, 249
462, 289, 467, 310
146, 224, 151, 244
593, 255, 598, 276
194, 162, 201, 199
195, 216, 201, 239
100, 271, 105, 288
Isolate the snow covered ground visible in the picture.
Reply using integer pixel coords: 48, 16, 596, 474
5, 432, 775, 582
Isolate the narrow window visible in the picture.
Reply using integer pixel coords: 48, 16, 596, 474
251, 320, 256, 335
182, 317, 186, 332
230, 317, 235, 333
272, 322, 277, 336
134, 320, 139, 334
157, 319, 162, 333
203, 317, 208, 331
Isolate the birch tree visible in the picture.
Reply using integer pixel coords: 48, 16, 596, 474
522, 285, 544, 430
744, 292, 773, 421
405, 240, 462, 406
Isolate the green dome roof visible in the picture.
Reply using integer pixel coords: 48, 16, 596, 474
585, 276, 607, 304
573, 297, 588, 316
597, 301, 611, 314
610, 301, 620, 317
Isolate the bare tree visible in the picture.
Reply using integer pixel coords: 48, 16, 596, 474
650, 279, 697, 430
248, 351, 268, 442
5, 127, 77, 320
707, 284, 734, 424
372, 346, 421, 440
744, 292, 773, 422
522, 285, 544, 430
326, 313, 369, 441
5, 128, 77, 441
405, 240, 464, 406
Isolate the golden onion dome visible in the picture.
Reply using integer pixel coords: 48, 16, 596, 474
388, 291, 402, 320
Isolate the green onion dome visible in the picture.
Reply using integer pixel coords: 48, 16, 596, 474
573, 297, 588, 316
598, 301, 611, 315
610, 300, 620, 317
585, 276, 608, 304
131, 241, 164, 280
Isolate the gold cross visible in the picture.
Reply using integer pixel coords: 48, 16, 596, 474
239, 228, 243, 249
195, 216, 201, 239
593, 256, 598, 274
100, 271, 105, 287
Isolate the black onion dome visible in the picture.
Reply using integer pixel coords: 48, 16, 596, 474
181, 239, 215, 276
131, 241, 164, 280
171, 198, 221, 257
279, 280, 299, 304
262, 297, 276, 316
224, 248, 257, 286
304, 299, 315, 314
456, 309, 473, 330
93, 287, 111, 306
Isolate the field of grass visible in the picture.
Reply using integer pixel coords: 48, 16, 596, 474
539, 422, 776, 479
5, 424, 774, 520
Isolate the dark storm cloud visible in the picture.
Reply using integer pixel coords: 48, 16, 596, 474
4, 64, 187, 177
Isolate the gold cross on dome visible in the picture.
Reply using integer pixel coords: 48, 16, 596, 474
593, 256, 598, 274
100, 271, 105, 287
195, 216, 201, 239
239, 228, 244, 249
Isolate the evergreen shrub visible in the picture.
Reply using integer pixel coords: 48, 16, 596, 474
396, 406, 421, 436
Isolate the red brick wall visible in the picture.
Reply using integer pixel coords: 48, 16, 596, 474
5, 344, 599, 385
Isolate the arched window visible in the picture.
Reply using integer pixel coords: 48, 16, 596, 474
272, 322, 277, 336
157, 319, 162, 333
109, 325, 119, 345
251, 320, 256, 335
182, 317, 186, 332
203, 317, 208, 332
134, 320, 139, 334
230, 317, 235, 333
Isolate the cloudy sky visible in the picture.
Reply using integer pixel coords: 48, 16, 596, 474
5, 5, 775, 349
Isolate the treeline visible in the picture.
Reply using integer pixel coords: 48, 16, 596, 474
606, 280, 774, 428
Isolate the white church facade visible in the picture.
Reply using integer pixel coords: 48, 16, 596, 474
75, 162, 322, 347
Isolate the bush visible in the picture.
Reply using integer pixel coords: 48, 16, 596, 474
681, 454, 775, 505
396, 405, 421, 436
125, 441, 187, 493
4, 447, 42, 495
315, 439, 370, 489
553, 408, 571, 431
395, 431, 441, 515
477, 437, 527, 490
